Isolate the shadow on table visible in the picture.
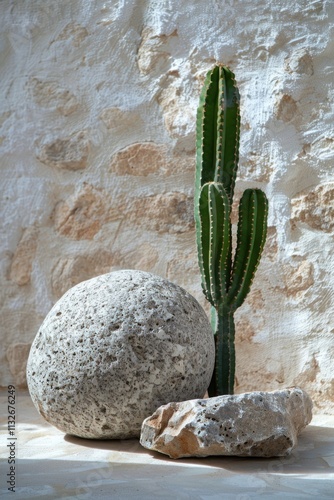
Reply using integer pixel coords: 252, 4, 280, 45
64, 424, 334, 475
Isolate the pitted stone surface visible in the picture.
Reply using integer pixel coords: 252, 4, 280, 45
26, 270, 215, 439
140, 387, 313, 458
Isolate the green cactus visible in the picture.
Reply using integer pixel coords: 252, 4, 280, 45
195, 65, 268, 396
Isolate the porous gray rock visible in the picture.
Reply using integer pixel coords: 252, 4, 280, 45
140, 387, 313, 458
26, 270, 215, 439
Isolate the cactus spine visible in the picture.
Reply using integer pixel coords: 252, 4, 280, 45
195, 65, 268, 396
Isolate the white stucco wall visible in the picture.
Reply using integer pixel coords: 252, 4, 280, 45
1, 0, 333, 412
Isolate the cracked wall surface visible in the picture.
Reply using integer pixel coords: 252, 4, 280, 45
1, 0, 333, 413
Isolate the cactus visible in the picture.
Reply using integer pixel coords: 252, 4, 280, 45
195, 65, 268, 396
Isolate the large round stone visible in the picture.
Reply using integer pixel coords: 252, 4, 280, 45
27, 270, 215, 439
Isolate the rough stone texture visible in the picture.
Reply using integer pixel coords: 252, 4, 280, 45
275, 94, 299, 123
37, 131, 89, 170
109, 142, 194, 176
100, 108, 142, 130
285, 48, 314, 75
110, 142, 168, 176
125, 192, 194, 234
9, 227, 38, 285
137, 27, 178, 75
1, 1, 333, 415
291, 183, 334, 232
27, 270, 215, 439
157, 83, 196, 139
283, 260, 314, 297
140, 388, 313, 459
28, 77, 79, 116
54, 22, 88, 47
53, 183, 111, 240
51, 250, 117, 299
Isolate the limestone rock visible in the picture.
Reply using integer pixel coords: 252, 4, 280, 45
140, 387, 313, 458
37, 131, 89, 170
28, 78, 79, 116
285, 48, 314, 75
109, 142, 194, 177
51, 250, 118, 298
54, 22, 89, 47
100, 107, 142, 130
110, 142, 168, 176
9, 227, 38, 285
291, 183, 334, 232
157, 84, 195, 138
126, 192, 194, 234
53, 183, 109, 240
27, 270, 215, 439
283, 260, 314, 296
275, 94, 298, 123
137, 27, 177, 75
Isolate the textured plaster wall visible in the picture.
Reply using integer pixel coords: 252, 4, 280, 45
1, 0, 333, 413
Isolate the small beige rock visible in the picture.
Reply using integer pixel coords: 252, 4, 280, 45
140, 387, 313, 459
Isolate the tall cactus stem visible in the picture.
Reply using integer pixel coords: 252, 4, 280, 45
195, 64, 268, 396
208, 306, 235, 396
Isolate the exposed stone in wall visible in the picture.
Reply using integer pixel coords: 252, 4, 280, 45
54, 184, 194, 240
53, 183, 113, 240
294, 356, 319, 385
51, 243, 160, 299
283, 260, 314, 296
100, 108, 141, 130
109, 142, 194, 176
239, 152, 272, 183
36, 132, 89, 170
292, 356, 329, 412
28, 78, 79, 116
120, 242, 159, 272
315, 380, 334, 414
236, 317, 256, 343
262, 227, 278, 261
275, 94, 298, 123
235, 357, 280, 395
285, 48, 314, 75
157, 84, 195, 138
9, 227, 38, 286
291, 183, 334, 232
137, 27, 178, 75
54, 22, 88, 47
166, 250, 199, 290
6, 343, 31, 387
245, 289, 265, 310
110, 142, 168, 176
126, 192, 194, 234
51, 250, 117, 299
310, 136, 334, 162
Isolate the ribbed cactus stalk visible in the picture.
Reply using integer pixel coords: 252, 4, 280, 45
195, 65, 268, 396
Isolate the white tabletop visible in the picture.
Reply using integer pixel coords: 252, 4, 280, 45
1, 391, 333, 499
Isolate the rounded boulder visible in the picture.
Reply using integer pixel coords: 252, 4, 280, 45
27, 270, 215, 438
